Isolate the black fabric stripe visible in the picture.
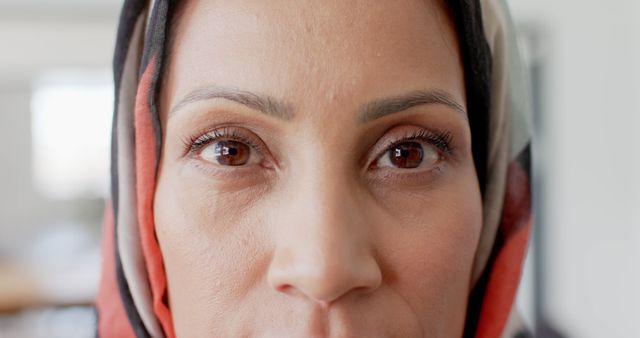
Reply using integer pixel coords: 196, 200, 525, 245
442, 1, 493, 337
148, 0, 170, 175
445, 0, 492, 196
108, 0, 152, 337
464, 257, 491, 338
516, 143, 532, 177
116, 238, 152, 338
93, 305, 99, 338
515, 328, 535, 338
140, 0, 169, 78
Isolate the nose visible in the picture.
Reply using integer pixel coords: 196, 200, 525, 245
267, 174, 382, 305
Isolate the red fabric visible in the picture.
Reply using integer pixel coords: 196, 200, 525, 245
475, 162, 532, 338
134, 58, 175, 338
96, 200, 136, 338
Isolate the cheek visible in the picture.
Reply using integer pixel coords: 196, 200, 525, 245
373, 167, 482, 334
153, 164, 273, 335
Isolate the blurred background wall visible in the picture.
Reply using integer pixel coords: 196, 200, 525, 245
509, 0, 640, 337
0, 1, 119, 337
0, 0, 638, 337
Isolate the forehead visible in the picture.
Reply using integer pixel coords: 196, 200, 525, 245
162, 0, 464, 119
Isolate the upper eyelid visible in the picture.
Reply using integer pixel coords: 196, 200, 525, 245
392, 134, 449, 153
373, 129, 451, 156
186, 127, 267, 158
215, 129, 264, 152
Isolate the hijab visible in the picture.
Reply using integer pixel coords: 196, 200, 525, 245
96, 1, 533, 337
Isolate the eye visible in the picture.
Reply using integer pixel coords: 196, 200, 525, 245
187, 127, 267, 168
376, 141, 441, 170
367, 127, 452, 173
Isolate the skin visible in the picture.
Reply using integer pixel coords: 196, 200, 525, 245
154, 0, 483, 337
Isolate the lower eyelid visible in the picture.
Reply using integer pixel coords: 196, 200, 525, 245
187, 156, 267, 177
365, 164, 446, 189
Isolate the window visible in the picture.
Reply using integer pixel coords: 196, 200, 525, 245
31, 69, 112, 200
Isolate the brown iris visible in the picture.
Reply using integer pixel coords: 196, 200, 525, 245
388, 142, 423, 168
213, 140, 250, 166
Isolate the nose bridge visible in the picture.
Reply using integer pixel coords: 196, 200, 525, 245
267, 155, 382, 304
310, 161, 358, 233
294, 140, 363, 242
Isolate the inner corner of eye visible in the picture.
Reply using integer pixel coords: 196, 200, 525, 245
367, 157, 380, 170
260, 158, 276, 169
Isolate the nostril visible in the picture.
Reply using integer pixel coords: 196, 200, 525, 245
352, 284, 377, 296
275, 283, 295, 295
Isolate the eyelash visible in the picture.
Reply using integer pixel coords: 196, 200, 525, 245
182, 127, 454, 166
182, 127, 265, 157
380, 129, 453, 157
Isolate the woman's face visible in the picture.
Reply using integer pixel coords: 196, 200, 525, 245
155, 0, 482, 336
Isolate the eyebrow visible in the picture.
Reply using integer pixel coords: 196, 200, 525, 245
357, 89, 466, 123
169, 86, 295, 120
169, 86, 466, 123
